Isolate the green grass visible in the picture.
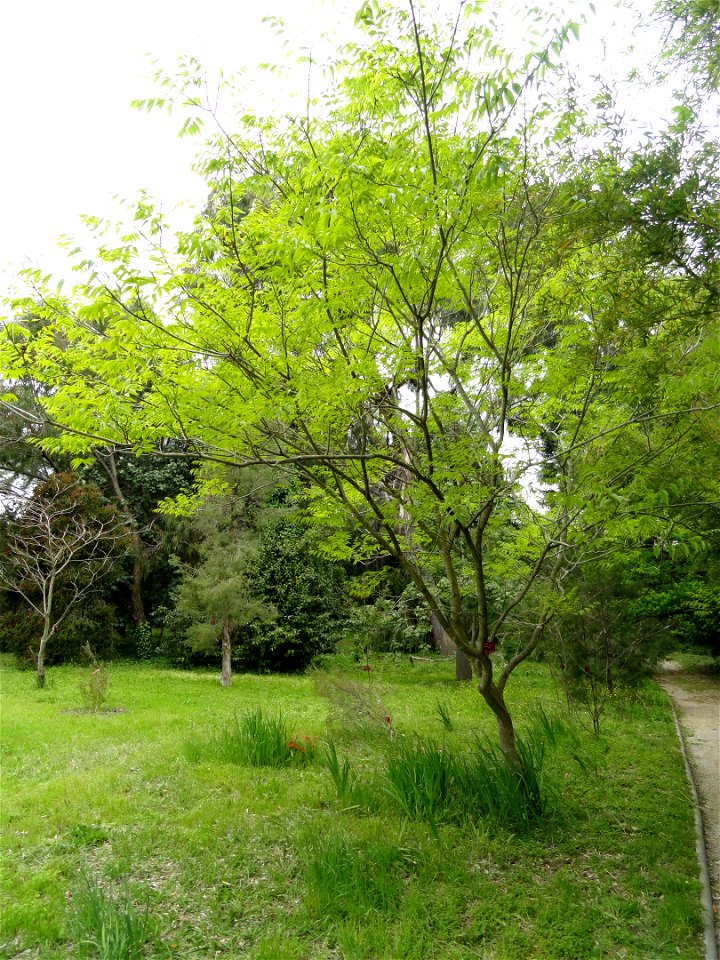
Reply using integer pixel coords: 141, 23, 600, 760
0, 654, 704, 959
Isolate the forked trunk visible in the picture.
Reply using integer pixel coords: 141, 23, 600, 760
477, 673, 522, 770
220, 618, 232, 687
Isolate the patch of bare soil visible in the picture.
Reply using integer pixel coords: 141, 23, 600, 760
58, 707, 127, 714
657, 666, 720, 943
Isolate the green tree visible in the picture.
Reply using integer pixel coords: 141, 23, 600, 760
175, 529, 274, 686
2, 2, 718, 762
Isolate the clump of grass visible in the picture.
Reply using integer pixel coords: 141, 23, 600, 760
323, 741, 357, 806
186, 707, 316, 768
301, 830, 405, 919
384, 733, 547, 833
70, 874, 155, 960
435, 700, 453, 731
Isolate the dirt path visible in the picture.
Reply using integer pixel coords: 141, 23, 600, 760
656, 664, 720, 946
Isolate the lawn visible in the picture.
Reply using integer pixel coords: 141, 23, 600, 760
0, 654, 704, 959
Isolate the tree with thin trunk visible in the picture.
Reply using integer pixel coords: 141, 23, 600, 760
174, 528, 275, 687
0, 474, 128, 686
1, 1, 717, 764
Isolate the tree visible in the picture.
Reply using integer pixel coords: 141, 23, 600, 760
0, 474, 128, 686
1, 1, 718, 763
175, 529, 274, 686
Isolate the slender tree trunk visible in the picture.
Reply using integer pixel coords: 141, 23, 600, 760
129, 548, 146, 626
456, 649, 473, 680
477, 670, 521, 770
37, 623, 51, 688
430, 613, 472, 679
220, 618, 232, 687
98, 450, 146, 625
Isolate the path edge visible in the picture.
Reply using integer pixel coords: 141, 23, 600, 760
666, 695, 719, 960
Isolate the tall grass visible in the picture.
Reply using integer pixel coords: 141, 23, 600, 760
185, 707, 316, 767
301, 830, 405, 918
70, 875, 154, 960
384, 733, 547, 833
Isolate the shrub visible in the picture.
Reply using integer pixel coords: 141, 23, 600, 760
78, 645, 111, 712
0, 600, 117, 666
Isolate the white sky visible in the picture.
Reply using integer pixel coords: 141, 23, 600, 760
0, 0, 676, 295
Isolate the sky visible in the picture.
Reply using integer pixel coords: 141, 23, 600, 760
0, 0, 673, 295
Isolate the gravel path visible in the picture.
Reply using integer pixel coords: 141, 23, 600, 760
657, 664, 719, 947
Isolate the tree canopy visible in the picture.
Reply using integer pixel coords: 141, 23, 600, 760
1, 0, 718, 760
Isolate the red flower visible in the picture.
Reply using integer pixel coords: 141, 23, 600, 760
361, 665, 371, 672
289, 740, 295, 749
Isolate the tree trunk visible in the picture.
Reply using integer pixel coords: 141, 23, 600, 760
129, 551, 146, 626
220, 618, 232, 687
455, 648, 473, 680
477, 672, 521, 770
36, 625, 51, 688
430, 613, 472, 679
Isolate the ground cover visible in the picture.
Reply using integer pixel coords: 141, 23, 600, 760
0, 654, 704, 959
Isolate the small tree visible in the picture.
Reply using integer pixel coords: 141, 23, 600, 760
0, 474, 127, 686
174, 531, 275, 686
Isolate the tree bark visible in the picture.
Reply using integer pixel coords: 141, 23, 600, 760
456, 649, 473, 680
220, 618, 232, 687
430, 613, 472, 679
129, 548, 146, 626
476, 665, 521, 770
37, 625, 50, 688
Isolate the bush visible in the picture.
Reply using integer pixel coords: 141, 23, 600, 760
0, 600, 118, 667
247, 517, 347, 669
349, 596, 431, 662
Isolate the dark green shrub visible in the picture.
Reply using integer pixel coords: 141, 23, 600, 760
0, 600, 117, 666
235, 517, 347, 671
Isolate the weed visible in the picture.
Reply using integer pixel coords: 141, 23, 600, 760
301, 830, 405, 919
314, 673, 393, 740
384, 733, 547, 833
186, 707, 316, 768
70, 874, 154, 960
78, 645, 110, 712
323, 741, 357, 806
435, 700, 453, 731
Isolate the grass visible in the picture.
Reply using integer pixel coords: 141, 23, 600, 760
69, 874, 155, 959
0, 653, 705, 959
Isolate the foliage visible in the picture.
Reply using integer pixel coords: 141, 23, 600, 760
0, 599, 118, 667
656, 0, 720, 91
1, 1, 718, 759
241, 515, 348, 672
348, 590, 431, 660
